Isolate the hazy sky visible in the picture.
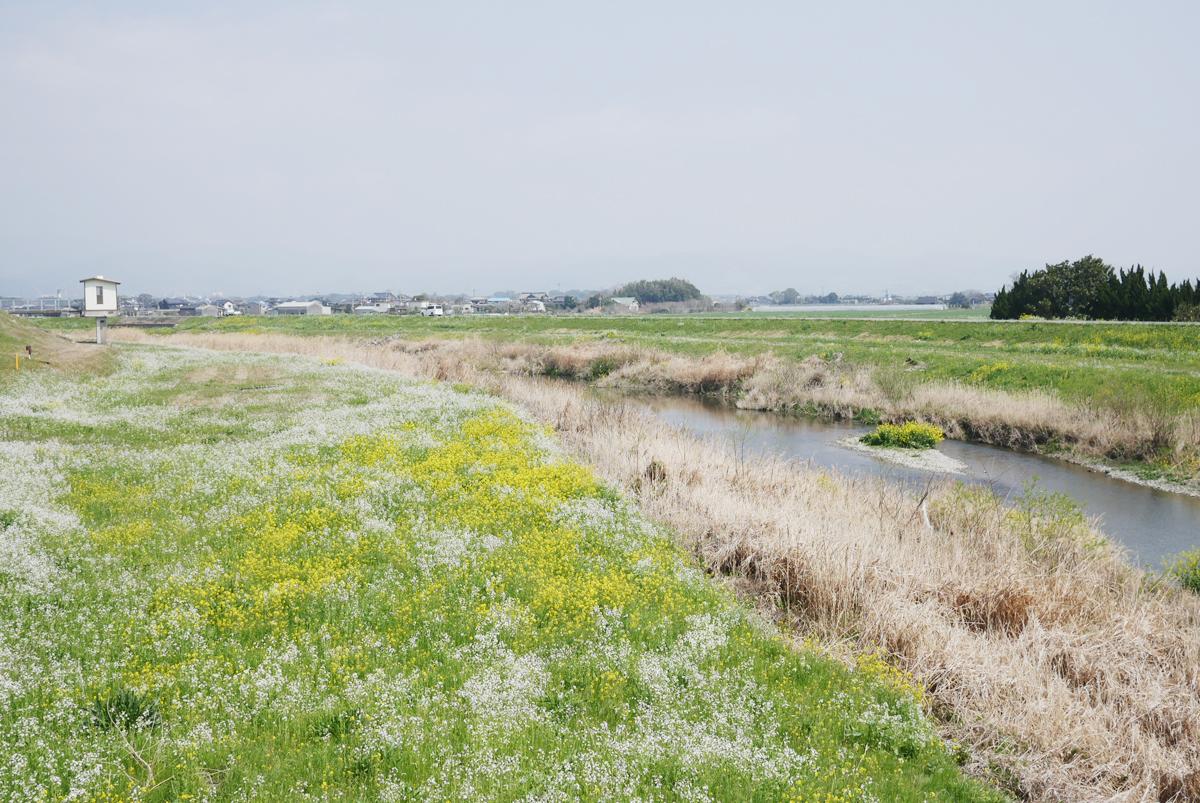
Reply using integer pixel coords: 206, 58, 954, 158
2, 2, 1198, 298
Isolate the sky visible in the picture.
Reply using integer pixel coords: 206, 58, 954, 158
1, 1, 1198, 298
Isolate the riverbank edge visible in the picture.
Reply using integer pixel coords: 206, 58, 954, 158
737, 396, 1200, 499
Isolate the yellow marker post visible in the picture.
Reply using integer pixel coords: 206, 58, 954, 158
14, 353, 18, 371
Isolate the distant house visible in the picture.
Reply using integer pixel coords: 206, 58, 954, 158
158, 297, 192, 311
244, 300, 270, 315
196, 304, 221, 317
522, 299, 546, 313
274, 300, 330, 315
609, 297, 640, 313
353, 303, 391, 314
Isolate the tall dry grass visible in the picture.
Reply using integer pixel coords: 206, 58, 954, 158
112, 330, 1200, 801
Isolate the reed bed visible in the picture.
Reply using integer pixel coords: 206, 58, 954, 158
111, 329, 1200, 801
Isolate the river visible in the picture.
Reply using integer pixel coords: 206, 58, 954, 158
628, 394, 1200, 568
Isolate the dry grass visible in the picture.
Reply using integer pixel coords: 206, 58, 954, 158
737, 352, 1200, 466
0, 311, 113, 377
111, 330, 1200, 801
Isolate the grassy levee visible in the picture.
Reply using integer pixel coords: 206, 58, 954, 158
45, 313, 1200, 483
0, 346, 998, 801
0, 311, 114, 383
96, 332, 1200, 801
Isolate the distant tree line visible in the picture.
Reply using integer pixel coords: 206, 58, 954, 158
991, 256, 1200, 321
616, 277, 703, 304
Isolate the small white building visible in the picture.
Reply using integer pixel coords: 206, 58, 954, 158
244, 301, 270, 315
354, 303, 392, 314
610, 297, 640, 313
274, 300, 330, 315
196, 304, 221, 317
80, 275, 120, 318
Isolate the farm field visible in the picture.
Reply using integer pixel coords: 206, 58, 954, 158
0, 343, 994, 801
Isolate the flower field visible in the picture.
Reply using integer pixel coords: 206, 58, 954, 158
0, 347, 997, 801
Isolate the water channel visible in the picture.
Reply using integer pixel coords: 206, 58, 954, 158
625, 394, 1200, 568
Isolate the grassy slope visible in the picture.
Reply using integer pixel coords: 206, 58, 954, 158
47, 313, 1198, 416
1, 311, 114, 383
0, 346, 997, 801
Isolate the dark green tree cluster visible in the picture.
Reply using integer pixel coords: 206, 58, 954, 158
991, 256, 1200, 321
616, 277, 704, 304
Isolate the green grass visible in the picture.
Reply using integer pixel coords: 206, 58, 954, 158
40, 312, 1200, 417
751, 306, 993, 320
861, 422, 945, 449
0, 345, 1000, 801
1168, 549, 1200, 594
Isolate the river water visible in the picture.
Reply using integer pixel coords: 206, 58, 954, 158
628, 394, 1200, 568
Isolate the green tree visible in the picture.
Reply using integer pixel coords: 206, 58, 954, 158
616, 278, 703, 304
988, 256, 1200, 321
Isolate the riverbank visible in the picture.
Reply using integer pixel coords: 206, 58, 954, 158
49, 312, 1200, 442
104, 330, 1200, 801
2, 346, 1001, 800
102, 328, 1199, 495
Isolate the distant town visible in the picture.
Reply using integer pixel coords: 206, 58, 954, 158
2, 278, 994, 318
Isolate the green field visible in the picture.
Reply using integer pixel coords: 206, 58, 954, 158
0, 345, 996, 800
49, 313, 1200, 416
747, 306, 993, 320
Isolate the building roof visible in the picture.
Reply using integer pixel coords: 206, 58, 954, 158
611, 297, 638, 304
276, 300, 321, 308
79, 275, 120, 284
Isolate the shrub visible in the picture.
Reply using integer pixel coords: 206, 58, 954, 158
861, 422, 944, 449
1167, 549, 1200, 594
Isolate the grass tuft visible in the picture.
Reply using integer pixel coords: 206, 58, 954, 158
90, 688, 161, 731
1168, 549, 1200, 594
